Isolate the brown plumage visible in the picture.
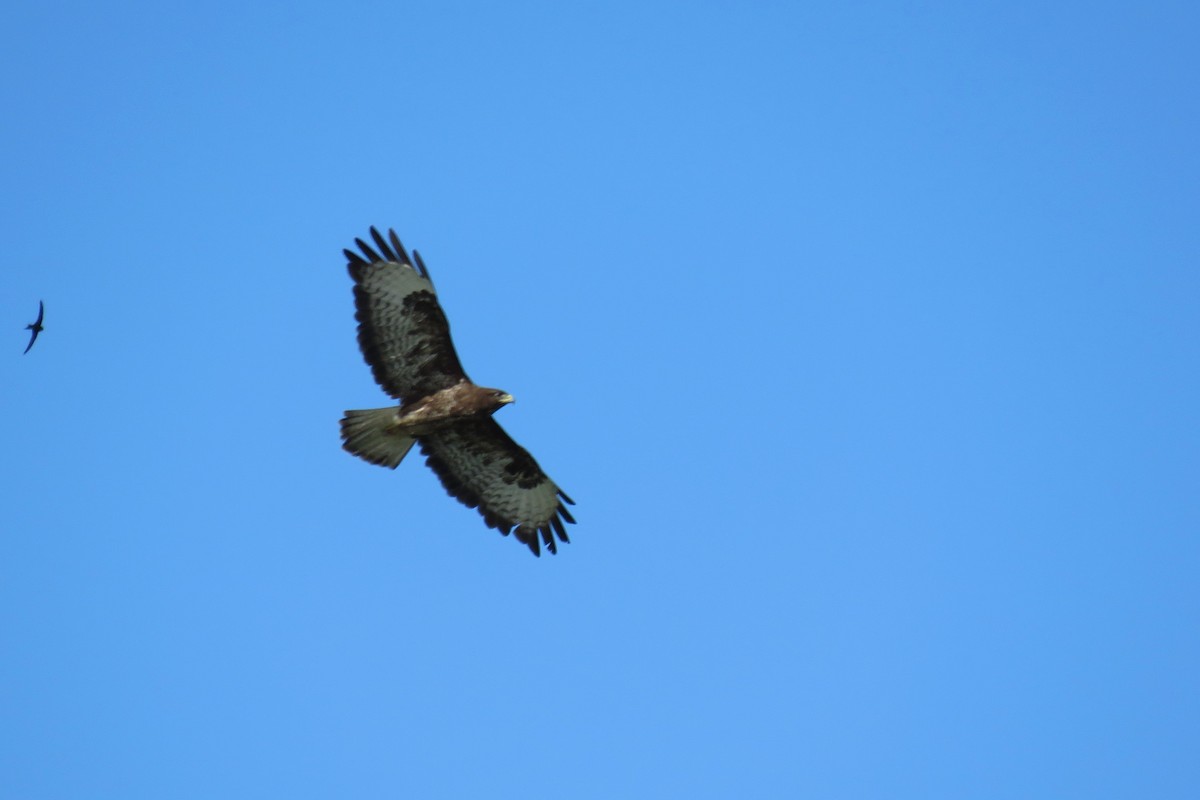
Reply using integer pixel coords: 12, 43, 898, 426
339, 227, 575, 556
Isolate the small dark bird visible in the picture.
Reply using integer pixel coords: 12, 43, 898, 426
23, 300, 44, 354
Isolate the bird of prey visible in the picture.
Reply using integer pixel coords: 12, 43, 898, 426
339, 227, 576, 556
23, 301, 44, 354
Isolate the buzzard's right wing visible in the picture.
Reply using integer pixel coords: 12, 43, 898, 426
345, 228, 469, 400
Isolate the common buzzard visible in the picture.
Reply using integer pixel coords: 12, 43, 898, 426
340, 227, 575, 556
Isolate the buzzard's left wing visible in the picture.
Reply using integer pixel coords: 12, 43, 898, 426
345, 228, 469, 400
418, 418, 575, 556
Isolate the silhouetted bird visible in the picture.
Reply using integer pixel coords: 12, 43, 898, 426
23, 301, 44, 354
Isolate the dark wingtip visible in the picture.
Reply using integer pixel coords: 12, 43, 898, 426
522, 530, 542, 557
344, 249, 369, 280
551, 515, 570, 544
388, 229, 408, 264
413, 250, 431, 280
370, 226, 399, 262
351, 227, 415, 268
541, 525, 558, 555
355, 237, 383, 264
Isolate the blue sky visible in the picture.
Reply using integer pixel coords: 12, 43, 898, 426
2, 1, 1197, 797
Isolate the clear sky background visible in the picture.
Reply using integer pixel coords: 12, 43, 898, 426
2, 2, 1197, 797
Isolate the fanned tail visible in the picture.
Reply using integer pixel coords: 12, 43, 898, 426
340, 407, 414, 468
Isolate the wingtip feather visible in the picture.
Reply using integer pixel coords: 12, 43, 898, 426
355, 237, 383, 263
388, 229, 407, 263
370, 226, 399, 262
413, 250, 431, 280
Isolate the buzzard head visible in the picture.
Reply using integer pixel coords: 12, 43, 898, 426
466, 386, 514, 415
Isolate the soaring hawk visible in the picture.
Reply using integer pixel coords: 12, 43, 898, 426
339, 228, 575, 556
